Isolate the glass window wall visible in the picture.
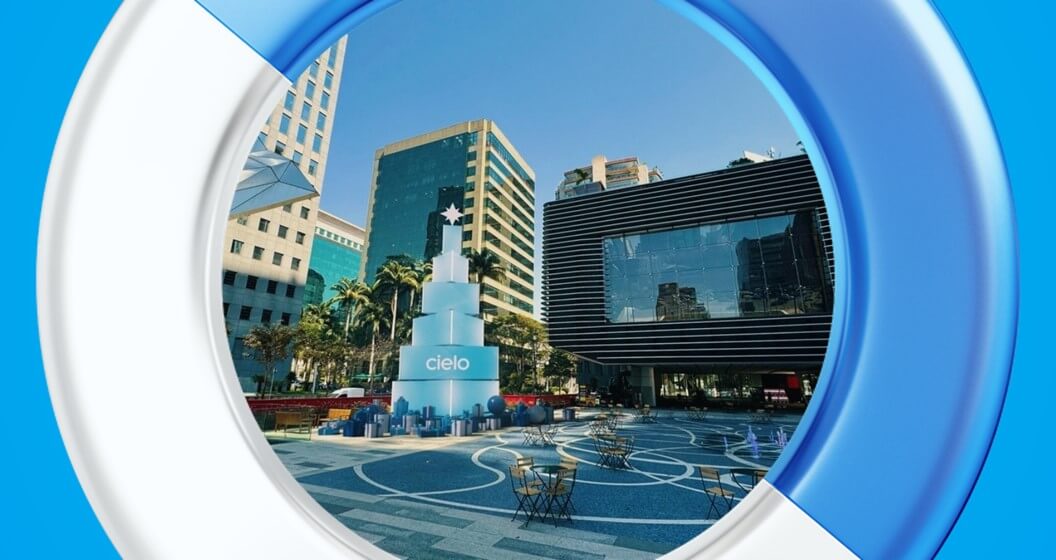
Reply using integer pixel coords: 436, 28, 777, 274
602, 210, 832, 323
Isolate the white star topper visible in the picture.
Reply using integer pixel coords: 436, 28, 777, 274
440, 203, 464, 225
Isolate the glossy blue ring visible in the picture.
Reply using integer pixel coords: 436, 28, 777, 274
195, 0, 1016, 557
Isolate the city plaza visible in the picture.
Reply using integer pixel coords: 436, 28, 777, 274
265, 407, 800, 559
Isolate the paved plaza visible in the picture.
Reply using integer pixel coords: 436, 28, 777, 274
271, 410, 801, 559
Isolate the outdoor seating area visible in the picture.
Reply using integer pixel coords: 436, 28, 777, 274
521, 424, 559, 447
289, 407, 802, 553
632, 404, 659, 423
687, 407, 709, 421
508, 456, 579, 526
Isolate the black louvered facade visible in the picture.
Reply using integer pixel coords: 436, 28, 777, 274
542, 155, 833, 368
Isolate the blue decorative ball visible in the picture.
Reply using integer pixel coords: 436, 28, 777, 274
527, 405, 546, 425
487, 395, 506, 416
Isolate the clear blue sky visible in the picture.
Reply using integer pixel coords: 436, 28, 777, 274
319, 0, 798, 227
316, 0, 799, 313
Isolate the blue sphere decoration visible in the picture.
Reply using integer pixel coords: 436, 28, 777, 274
487, 395, 506, 416
527, 405, 546, 425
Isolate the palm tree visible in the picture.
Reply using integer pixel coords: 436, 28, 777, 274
243, 322, 295, 397
354, 300, 389, 394
327, 278, 372, 338
408, 259, 433, 313
466, 249, 506, 307
374, 260, 419, 340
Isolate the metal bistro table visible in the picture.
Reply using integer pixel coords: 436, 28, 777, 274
728, 467, 769, 494
530, 464, 572, 524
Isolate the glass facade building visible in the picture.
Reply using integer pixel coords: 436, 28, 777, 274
303, 210, 365, 307
364, 131, 477, 278
363, 119, 536, 318
602, 210, 832, 323
543, 155, 833, 406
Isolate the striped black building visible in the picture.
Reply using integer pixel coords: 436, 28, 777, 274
542, 155, 834, 404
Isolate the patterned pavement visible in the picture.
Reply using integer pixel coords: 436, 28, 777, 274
271, 409, 802, 559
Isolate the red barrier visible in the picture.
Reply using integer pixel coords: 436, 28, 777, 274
246, 396, 390, 412
501, 394, 576, 408
246, 393, 575, 412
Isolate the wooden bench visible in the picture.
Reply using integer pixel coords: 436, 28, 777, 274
274, 409, 313, 437
322, 408, 352, 422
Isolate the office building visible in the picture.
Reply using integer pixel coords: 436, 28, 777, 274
222, 38, 348, 392
555, 154, 662, 200
362, 119, 536, 319
303, 210, 366, 307
543, 155, 834, 406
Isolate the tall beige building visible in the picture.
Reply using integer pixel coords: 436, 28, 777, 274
555, 154, 663, 200
222, 37, 348, 391
362, 119, 536, 319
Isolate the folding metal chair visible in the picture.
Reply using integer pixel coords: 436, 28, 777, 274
699, 467, 735, 519
521, 427, 539, 447
509, 466, 542, 523
542, 468, 576, 525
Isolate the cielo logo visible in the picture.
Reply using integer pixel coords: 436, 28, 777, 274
426, 355, 471, 371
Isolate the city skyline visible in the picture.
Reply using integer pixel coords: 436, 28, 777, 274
316, 0, 798, 228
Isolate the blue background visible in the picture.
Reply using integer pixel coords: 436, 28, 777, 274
3, 1, 1050, 557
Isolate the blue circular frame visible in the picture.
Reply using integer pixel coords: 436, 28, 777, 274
193, 0, 1017, 557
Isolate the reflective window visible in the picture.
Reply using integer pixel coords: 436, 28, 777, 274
292, 151, 302, 164
252, 246, 264, 260
291, 257, 301, 271
300, 101, 311, 120
321, 91, 330, 110
279, 113, 291, 134
258, 218, 269, 232
310, 61, 320, 78
312, 134, 322, 153
308, 160, 318, 176
272, 252, 283, 266
324, 71, 334, 89
316, 112, 326, 131
230, 239, 243, 254
602, 210, 832, 323
284, 91, 295, 111
327, 46, 338, 67
306, 80, 316, 99
296, 124, 307, 144
278, 225, 288, 239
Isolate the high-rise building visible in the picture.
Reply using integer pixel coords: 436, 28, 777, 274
544, 155, 834, 406
222, 37, 348, 392
555, 154, 662, 200
303, 210, 366, 307
362, 119, 536, 319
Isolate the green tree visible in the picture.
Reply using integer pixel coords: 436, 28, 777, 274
354, 299, 390, 393
293, 303, 334, 393
243, 322, 295, 397
327, 278, 372, 339
467, 248, 506, 291
544, 349, 578, 394
374, 260, 419, 341
486, 313, 548, 392
408, 259, 432, 313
